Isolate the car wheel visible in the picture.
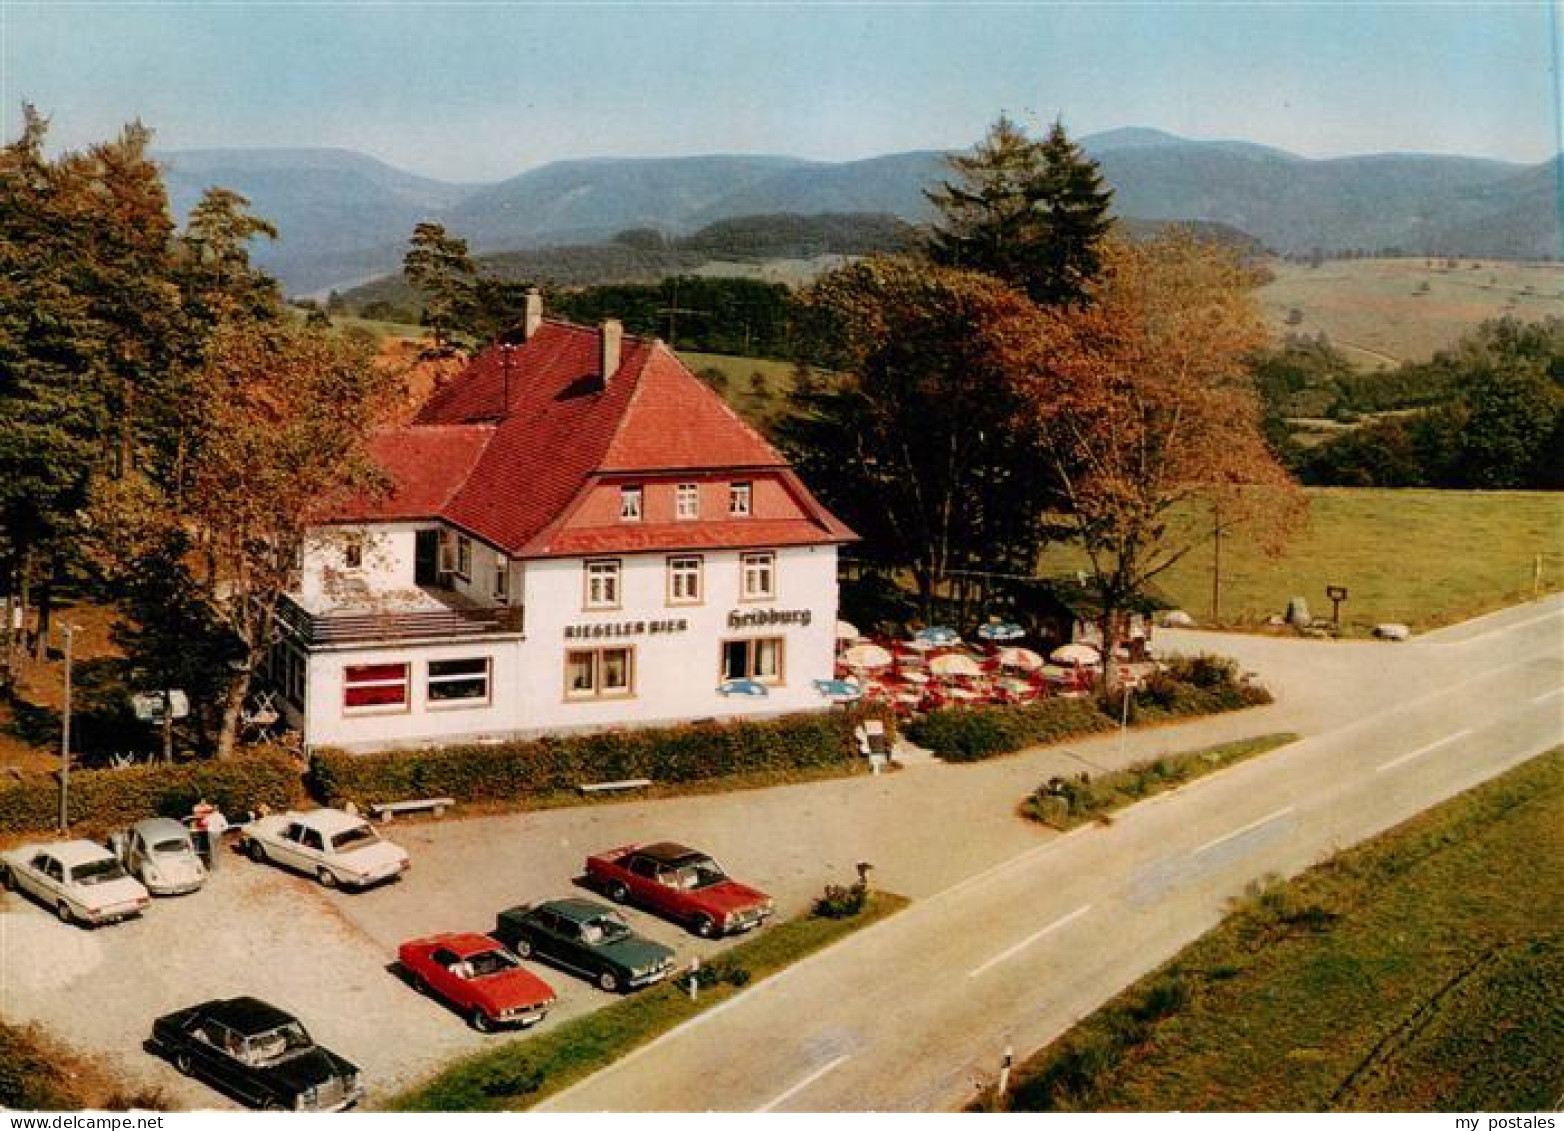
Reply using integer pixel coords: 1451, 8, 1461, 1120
0, 865, 12, 891
597, 970, 619, 993
174, 1050, 193, 1076
316, 867, 338, 889
246, 840, 267, 864
410, 973, 429, 996
470, 1008, 494, 1034
513, 937, 533, 959
56, 901, 74, 925
606, 881, 629, 904
692, 914, 717, 939
263, 1099, 288, 1112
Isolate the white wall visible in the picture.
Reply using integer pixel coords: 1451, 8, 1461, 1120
517, 545, 840, 732
299, 523, 423, 605
298, 544, 841, 751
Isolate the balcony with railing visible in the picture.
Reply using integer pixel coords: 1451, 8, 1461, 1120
276, 587, 525, 648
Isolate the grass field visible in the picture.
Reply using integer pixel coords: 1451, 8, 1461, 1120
680, 350, 811, 428
1001, 745, 1564, 1112
1040, 488, 1564, 633
1260, 257, 1564, 370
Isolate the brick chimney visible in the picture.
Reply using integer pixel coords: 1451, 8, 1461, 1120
599, 319, 623, 384
522, 287, 543, 340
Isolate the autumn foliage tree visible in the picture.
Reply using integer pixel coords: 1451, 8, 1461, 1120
779, 259, 1055, 619
183, 322, 399, 757
1024, 230, 1304, 681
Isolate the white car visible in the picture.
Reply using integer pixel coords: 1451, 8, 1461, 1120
113, 817, 207, 896
0, 840, 152, 926
239, 808, 409, 889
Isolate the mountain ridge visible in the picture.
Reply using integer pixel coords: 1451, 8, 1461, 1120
155, 129, 1563, 293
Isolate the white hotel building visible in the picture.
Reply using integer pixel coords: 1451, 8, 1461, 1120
266, 299, 855, 752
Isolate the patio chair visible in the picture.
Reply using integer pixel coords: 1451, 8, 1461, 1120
240, 690, 281, 743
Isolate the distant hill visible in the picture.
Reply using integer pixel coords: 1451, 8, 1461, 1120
159, 131, 1564, 294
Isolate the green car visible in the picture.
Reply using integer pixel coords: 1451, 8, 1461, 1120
492, 898, 675, 993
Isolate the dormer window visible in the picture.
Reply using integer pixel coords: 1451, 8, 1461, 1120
676, 483, 699, 520
729, 482, 752, 517
620, 486, 643, 522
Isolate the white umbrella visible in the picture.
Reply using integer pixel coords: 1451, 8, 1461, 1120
930, 653, 983, 678
835, 619, 862, 641
1051, 643, 1102, 666
903, 637, 938, 653
842, 642, 893, 671
997, 646, 1044, 672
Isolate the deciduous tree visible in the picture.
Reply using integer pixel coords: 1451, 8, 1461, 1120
779, 259, 1055, 619
1025, 230, 1303, 680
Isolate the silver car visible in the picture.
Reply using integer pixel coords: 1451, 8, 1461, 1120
0, 840, 151, 926
113, 818, 207, 896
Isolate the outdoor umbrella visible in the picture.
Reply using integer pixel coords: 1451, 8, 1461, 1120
913, 625, 962, 646
997, 646, 1044, 672
716, 678, 770, 697
813, 678, 865, 703
842, 642, 894, 671
930, 653, 983, 678
976, 621, 1025, 642
835, 619, 862, 642
1051, 643, 1102, 666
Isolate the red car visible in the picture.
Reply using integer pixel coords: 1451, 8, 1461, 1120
397, 932, 556, 1033
585, 842, 775, 938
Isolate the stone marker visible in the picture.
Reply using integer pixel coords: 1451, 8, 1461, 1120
1374, 623, 1411, 641
1286, 596, 1311, 628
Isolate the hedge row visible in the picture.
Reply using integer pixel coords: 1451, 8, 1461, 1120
905, 655, 1273, 762
311, 709, 874, 808
0, 750, 304, 838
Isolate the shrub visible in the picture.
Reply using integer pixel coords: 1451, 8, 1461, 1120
310, 710, 867, 809
0, 749, 303, 837
906, 698, 1114, 762
812, 879, 870, 919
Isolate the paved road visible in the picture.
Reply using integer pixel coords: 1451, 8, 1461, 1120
540, 596, 1564, 1112
3, 597, 1557, 1108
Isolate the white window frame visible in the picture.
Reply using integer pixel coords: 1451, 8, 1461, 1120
720, 636, 785, 685
493, 553, 509, 603
729, 481, 752, 517
564, 646, 635, 700
342, 533, 364, 572
676, 483, 700, 520
427, 657, 492, 709
740, 551, 776, 602
455, 534, 472, 581
584, 559, 622, 610
667, 555, 703, 605
620, 485, 643, 522
342, 662, 410, 715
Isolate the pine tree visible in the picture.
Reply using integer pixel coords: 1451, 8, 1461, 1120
926, 116, 1114, 307
403, 222, 477, 351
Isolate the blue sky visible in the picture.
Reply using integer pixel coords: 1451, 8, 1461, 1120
2, 2, 1559, 181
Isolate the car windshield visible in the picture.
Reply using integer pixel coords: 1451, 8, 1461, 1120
330, 824, 379, 852
243, 1022, 312, 1065
467, 949, 521, 977
580, 913, 631, 945
71, 858, 128, 885
673, 857, 728, 890
152, 837, 193, 856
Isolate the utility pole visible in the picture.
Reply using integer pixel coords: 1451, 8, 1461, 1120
1210, 497, 1222, 624
59, 622, 76, 832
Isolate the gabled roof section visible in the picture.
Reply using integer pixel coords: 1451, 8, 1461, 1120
599, 342, 786, 472
328, 318, 855, 556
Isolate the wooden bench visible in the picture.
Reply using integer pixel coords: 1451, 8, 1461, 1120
369, 797, 455, 822
578, 778, 653, 795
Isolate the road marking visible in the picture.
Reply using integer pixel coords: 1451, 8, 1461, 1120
1190, 806, 1294, 856
1532, 687, 1564, 704
1376, 729, 1474, 773
967, 903, 1092, 979
755, 1054, 851, 1112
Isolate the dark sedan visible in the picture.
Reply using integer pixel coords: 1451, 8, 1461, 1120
149, 997, 363, 1111
492, 898, 675, 993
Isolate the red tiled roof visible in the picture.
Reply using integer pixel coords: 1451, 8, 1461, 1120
328, 320, 854, 557
323, 424, 495, 522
